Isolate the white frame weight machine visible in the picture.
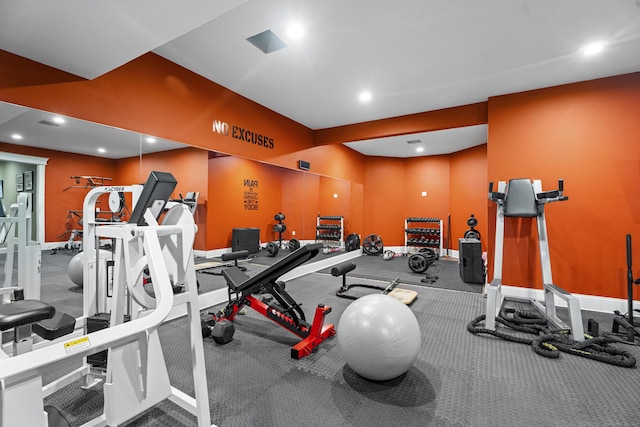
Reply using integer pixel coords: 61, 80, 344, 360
0, 192, 41, 303
0, 175, 214, 427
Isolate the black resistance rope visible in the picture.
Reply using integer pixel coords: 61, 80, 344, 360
467, 308, 636, 368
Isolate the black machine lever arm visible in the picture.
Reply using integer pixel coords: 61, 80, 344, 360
488, 181, 505, 202
536, 178, 569, 203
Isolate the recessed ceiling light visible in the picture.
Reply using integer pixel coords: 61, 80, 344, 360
416, 146, 424, 153
145, 137, 156, 143
52, 116, 65, 124
582, 42, 604, 56
359, 91, 372, 102
98, 147, 106, 153
11, 133, 23, 140
287, 22, 304, 39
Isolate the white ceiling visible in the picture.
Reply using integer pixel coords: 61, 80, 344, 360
1, 0, 640, 158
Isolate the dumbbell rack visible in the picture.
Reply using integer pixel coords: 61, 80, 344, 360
404, 217, 443, 255
316, 215, 344, 248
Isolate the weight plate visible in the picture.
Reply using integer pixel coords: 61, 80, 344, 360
463, 229, 481, 240
288, 238, 300, 251
345, 233, 361, 252
362, 234, 383, 256
265, 241, 279, 257
408, 253, 429, 273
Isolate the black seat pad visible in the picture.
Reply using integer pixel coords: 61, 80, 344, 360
0, 300, 55, 331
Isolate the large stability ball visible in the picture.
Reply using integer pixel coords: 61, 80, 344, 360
338, 294, 422, 381
67, 250, 112, 287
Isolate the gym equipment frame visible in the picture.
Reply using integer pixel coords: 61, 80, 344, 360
1, 193, 41, 302
485, 179, 584, 341
206, 242, 336, 359
0, 200, 213, 426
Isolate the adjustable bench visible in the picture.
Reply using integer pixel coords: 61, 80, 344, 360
204, 243, 336, 359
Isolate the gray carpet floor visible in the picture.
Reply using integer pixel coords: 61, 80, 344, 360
3, 249, 640, 426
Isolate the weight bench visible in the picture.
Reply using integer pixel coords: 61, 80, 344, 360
331, 262, 417, 304
204, 242, 335, 359
198, 250, 249, 276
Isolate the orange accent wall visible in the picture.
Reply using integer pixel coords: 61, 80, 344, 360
487, 72, 640, 299
449, 144, 488, 251
116, 147, 209, 250
205, 155, 366, 249
0, 50, 315, 167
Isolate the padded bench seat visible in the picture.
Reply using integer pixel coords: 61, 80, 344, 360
0, 300, 55, 331
222, 267, 251, 291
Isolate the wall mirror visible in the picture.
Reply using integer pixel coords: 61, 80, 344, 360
0, 101, 364, 249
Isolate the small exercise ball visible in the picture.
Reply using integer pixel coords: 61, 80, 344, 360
338, 294, 421, 381
67, 250, 112, 287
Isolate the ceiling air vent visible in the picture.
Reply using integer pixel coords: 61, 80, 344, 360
246, 29, 287, 54
38, 119, 61, 127
406, 139, 422, 144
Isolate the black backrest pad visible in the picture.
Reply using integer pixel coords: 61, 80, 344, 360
504, 179, 538, 218
235, 243, 322, 293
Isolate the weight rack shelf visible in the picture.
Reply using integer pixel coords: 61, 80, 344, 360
316, 215, 344, 248
404, 217, 442, 255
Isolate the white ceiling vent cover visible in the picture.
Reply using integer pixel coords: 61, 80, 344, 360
246, 29, 287, 54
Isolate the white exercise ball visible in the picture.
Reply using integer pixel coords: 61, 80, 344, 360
337, 294, 422, 381
67, 250, 113, 287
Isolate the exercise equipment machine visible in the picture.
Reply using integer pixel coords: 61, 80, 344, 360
331, 261, 416, 304
202, 242, 335, 359
1, 171, 213, 426
485, 178, 584, 341
166, 191, 199, 214
610, 234, 640, 342
362, 233, 383, 255
63, 175, 112, 192
1, 192, 41, 302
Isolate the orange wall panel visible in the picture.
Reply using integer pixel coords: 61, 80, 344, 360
116, 147, 209, 250
362, 157, 407, 245
449, 144, 488, 251
0, 50, 316, 170
207, 156, 285, 249
281, 169, 319, 241
487, 72, 640, 299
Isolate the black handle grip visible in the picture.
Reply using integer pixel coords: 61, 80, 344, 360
558, 179, 564, 193
489, 182, 494, 192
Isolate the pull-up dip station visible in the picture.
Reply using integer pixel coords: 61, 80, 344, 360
485, 178, 584, 341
